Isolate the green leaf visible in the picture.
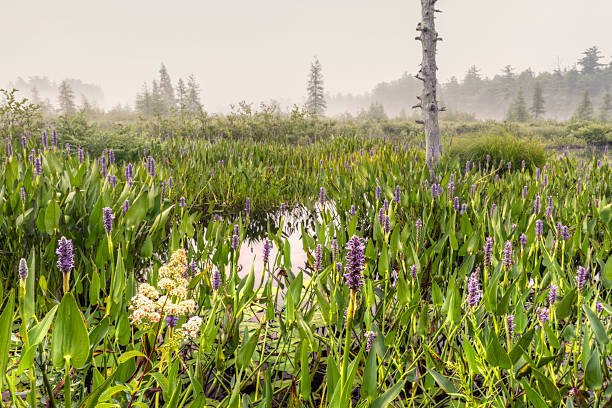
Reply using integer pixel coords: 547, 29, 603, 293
583, 304, 609, 345
28, 305, 58, 346
463, 333, 482, 375
532, 367, 561, 403
51, 293, 90, 368
117, 350, 145, 364
125, 192, 148, 229
300, 342, 311, 400
44, 200, 61, 232
556, 288, 576, 321
605, 255, 612, 281
24, 249, 36, 321
89, 269, 100, 305
521, 379, 549, 408
485, 330, 512, 369
0, 290, 15, 390
585, 349, 602, 390
236, 327, 260, 371
82, 371, 116, 408
427, 368, 457, 394
362, 349, 378, 400
111, 248, 125, 305
371, 380, 406, 408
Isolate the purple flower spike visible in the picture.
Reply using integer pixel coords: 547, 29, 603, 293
383, 215, 391, 233
522, 186, 528, 200
460, 203, 467, 215
453, 197, 460, 211
576, 266, 588, 291
350, 205, 356, 216
212, 269, 221, 291
507, 315, 515, 338
109, 150, 115, 165
394, 186, 401, 204
78, 148, 84, 164
533, 195, 541, 214
503, 241, 513, 271
383, 199, 389, 212
165, 315, 179, 328
280, 202, 286, 215
364, 331, 376, 353
410, 264, 418, 279
56, 237, 74, 275
263, 239, 271, 264
483, 237, 493, 268
520, 234, 527, 248
34, 157, 42, 175
42, 131, 48, 149
18, 258, 28, 281
245, 197, 251, 214
319, 188, 325, 206
102, 207, 114, 234
375, 185, 381, 201
561, 226, 569, 241
179, 197, 186, 208
535, 220, 543, 239
343, 236, 366, 292
21, 134, 27, 149
147, 156, 155, 177
122, 199, 130, 215
490, 203, 497, 218
231, 233, 239, 250
471, 184, 477, 196
597, 301, 603, 314
467, 267, 482, 308
52, 129, 58, 147
548, 284, 558, 306
331, 238, 338, 261
537, 306, 549, 326
20, 187, 25, 203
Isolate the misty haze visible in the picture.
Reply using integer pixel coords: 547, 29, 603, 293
1, 1, 611, 407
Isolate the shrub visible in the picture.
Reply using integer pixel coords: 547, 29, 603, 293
568, 122, 612, 145
448, 132, 547, 170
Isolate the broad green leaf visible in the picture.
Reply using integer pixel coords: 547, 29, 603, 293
585, 349, 602, 390
583, 305, 609, 345
371, 380, 406, 408
427, 368, 457, 394
521, 379, 549, 408
44, 200, 61, 232
0, 290, 15, 390
28, 305, 58, 346
51, 293, 90, 368
236, 327, 260, 371
362, 348, 378, 400
485, 330, 512, 369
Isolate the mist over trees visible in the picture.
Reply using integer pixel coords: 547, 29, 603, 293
135, 64, 202, 115
306, 57, 326, 116
327, 46, 612, 121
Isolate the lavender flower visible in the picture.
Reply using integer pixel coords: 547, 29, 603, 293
410, 264, 418, 279
245, 197, 251, 214
537, 306, 549, 325
520, 234, 527, 249
18, 258, 28, 281
394, 185, 401, 203
20, 187, 25, 203
212, 269, 221, 291
319, 188, 325, 206
179, 197, 186, 208
535, 220, 543, 239
42, 131, 48, 149
343, 236, 366, 292
263, 239, 271, 264
375, 185, 381, 201
165, 315, 179, 328
522, 186, 528, 200
147, 156, 155, 177
533, 195, 540, 214
102, 207, 114, 234
576, 266, 588, 291
467, 267, 482, 308
56, 237, 74, 275
314, 244, 323, 272
122, 199, 130, 215
548, 284, 558, 306
364, 331, 376, 353
502, 241, 513, 271
78, 148, 84, 164
331, 238, 338, 261
483, 237, 493, 268
350, 205, 356, 216
383, 215, 391, 233
561, 226, 569, 241
231, 233, 239, 250
453, 197, 460, 211
507, 315, 516, 338
34, 158, 42, 175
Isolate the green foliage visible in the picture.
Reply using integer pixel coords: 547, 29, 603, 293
505, 88, 531, 122
572, 91, 595, 121
568, 121, 612, 145
449, 132, 546, 170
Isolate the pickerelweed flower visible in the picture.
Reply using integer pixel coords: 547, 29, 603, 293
597, 301, 603, 314
168, 176, 173, 189
78, 148, 84, 164
18, 258, 28, 282
231, 233, 239, 250
410, 264, 418, 279
343, 236, 366, 292
314, 244, 323, 272
147, 156, 156, 177
101, 156, 107, 177
378, 207, 385, 225
350, 205, 356, 216
556, 222, 563, 237
520, 234, 527, 249
383, 199, 389, 212
546, 196, 553, 221
548, 284, 559, 305
34, 157, 42, 175
394, 185, 401, 203
102, 207, 114, 234
508, 161, 512, 171
483, 237, 493, 268
490, 203, 497, 217
416, 218, 423, 242
280, 202, 286, 215
375, 185, 381, 201
179, 197, 186, 208
384, 215, 391, 233
471, 184, 477, 196
536, 167, 541, 182
332, 238, 338, 261
319, 187, 325, 206
364, 331, 376, 353
507, 315, 516, 338
533, 220, 543, 240
20, 187, 25, 203
461, 203, 467, 215
502, 241, 513, 271
212, 269, 221, 291
534, 195, 541, 214
165, 315, 179, 328
537, 306, 549, 325
56, 236, 74, 276
521, 160, 525, 171
576, 266, 588, 291
453, 197, 460, 211
522, 186, 528, 200
467, 267, 482, 308
263, 239, 271, 264
109, 150, 115, 165
42, 131, 48, 149
245, 197, 251, 214
52, 129, 58, 147
21, 134, 27, 149
466, 161, 471, 173
561, 226, 569, 241
122, 199, 130, 215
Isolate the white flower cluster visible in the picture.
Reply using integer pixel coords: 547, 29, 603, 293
128, 248, 201, 338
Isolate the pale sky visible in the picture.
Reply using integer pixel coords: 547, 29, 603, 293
2, 0, 611, 111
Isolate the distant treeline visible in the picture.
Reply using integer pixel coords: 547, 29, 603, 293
328, 46, 612, 121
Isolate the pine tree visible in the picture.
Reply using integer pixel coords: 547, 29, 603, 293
176, 78, 187, 110
505, 89, 530, 122
186, 74, 202, 113
578, 46, 604, 74
572, 91, 594, 121
159, 63, 175, 110
530, 82, 546, 119
135, 83, 152, 115
151, 80, 165, 113
58, 80, 76, 115
306, 57, 326, 116
598, 91, 612, 122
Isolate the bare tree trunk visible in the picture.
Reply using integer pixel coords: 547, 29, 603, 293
415, 0, 442, 171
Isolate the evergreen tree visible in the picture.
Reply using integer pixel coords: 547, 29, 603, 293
505, 88, 530, 122
186, 74, 202, 113
572, 91, 594, 121
159, 63, 175, 110
151, 80, 165, 113
530, 82, 546, 119
176, 78, 187, 109
578, 46, 604, 74
501, 65, 515, 100
58, 80, 76, 115
598, 91, 612, 122
306, 56, 326, 116
135, 83, 152, 115
80, 94, 93, 114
